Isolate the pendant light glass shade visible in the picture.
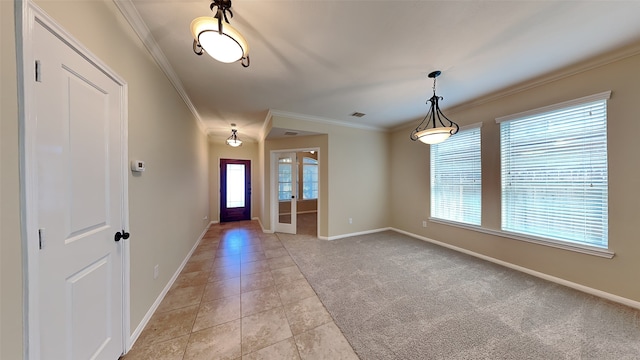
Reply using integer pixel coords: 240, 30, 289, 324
414, 127, 456, 145
226, 129, 243, 147
191, 16, 249, 64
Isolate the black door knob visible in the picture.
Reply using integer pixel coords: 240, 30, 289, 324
114, 230, 130, 242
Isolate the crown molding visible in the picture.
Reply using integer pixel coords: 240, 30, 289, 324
447, 42, 640, 115
269, 109, 386, 133
112, 0, 207, 135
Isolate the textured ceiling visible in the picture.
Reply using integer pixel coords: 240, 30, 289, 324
121, 0, 640, 143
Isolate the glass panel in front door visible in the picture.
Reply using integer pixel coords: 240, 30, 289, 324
226, 164, 245, 208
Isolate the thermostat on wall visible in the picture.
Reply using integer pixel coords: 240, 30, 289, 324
131, 160, 145, 172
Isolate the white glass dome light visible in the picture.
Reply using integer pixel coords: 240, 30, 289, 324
191, 16, 249, 64
414, 127, 456, 145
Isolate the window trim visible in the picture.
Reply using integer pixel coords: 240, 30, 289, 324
428, 217, 614, 259
496, 91, 611, 124
495, 90, 612, 251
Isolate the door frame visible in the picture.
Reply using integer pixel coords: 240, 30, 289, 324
220, 158, 252, 222
270, 148, 320, 235
18, 3, 131, 358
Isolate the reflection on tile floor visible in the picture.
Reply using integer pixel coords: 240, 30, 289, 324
122, 215, 358, 360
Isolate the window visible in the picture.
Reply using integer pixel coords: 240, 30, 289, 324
302, 157, 318, 200
498, 92, 610, 248
278, 158, 293, 201
430, 124, 481, 225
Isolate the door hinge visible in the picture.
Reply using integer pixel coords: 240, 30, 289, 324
38, 228, 45, 249
35, 60, 41, 82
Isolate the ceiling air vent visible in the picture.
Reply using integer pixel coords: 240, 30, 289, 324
351, 112, 366, 118
284, 131, 298, 136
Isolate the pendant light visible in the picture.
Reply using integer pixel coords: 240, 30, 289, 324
410, 71, 459, 144
191, 0, 250, 67
226, 128, 243, 147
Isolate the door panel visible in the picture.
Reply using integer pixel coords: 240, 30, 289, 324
221, 159, 251, 222
274, 152, 297, 234
35, 20, 124, 360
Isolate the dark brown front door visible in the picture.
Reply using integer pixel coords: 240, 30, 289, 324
220, 159, 251, 222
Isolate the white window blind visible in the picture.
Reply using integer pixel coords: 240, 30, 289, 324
498, 93, 609, 248
430, 124, 481, 225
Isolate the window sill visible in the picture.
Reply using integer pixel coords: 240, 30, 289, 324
428, 217, 614, 259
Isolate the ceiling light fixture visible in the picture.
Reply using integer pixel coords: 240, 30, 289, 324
191, 0, 250, 67
226, 127, 243, 147
410, 71, 459, 145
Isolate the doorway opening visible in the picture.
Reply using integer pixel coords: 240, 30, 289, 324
272, 149, 319, 236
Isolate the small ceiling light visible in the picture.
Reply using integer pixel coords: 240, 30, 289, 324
191, 0, 250, 67
226, 128, 243, 147
410, 71, 459, 145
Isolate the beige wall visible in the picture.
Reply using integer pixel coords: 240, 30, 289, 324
1, 1, 24, 358
209, 141, 260, 223
1, 2, 210, 358
390, 49, 640, 302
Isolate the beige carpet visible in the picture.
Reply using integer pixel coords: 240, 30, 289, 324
278, 230, 640, 359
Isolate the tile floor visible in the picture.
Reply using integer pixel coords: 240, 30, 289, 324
122, 216, 359, 360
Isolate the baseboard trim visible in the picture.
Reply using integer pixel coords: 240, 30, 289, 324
253, 217, 274, 233
127, 223, 212, 351
391, 227, 640, 311
321, 227, 391, 241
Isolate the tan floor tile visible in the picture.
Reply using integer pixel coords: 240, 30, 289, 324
123, 335, 189, 360
283, 296, 333, 335
193, 295, 241, 332
135, 305, 199, 346
241, 272, 275, 293
214, 255, 242, 268
267, 255, 297, 270
241, 244, 264, 254
203, 277, 241, 302
241, 286, 283, 317
209, 264, 241, 282
271, 265, 305, 285
276, 279, 316, 305
241, 252, 268, 263
183, 258, 215, 274
294, 322, 358, 360
216, 247, 242, 257
241, 307, 293, 355
189, 249, 216, 262
184, 319, 242, 360
262, 241, 285, 251
242, 337, 300, 360
194, 242, 217, 253
157, 285, 205, 313
241, 260, 271, 276
173, 271, 210, 289
264, 247, 290, 259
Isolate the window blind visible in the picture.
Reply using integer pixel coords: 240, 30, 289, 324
430, 124, 482, 225
499, 96, 608, 248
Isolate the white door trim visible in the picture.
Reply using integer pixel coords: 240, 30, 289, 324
18, 2, 131, 358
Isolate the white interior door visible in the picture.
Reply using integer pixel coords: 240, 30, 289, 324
34, 19, 125, 360
274, 152, 297, 234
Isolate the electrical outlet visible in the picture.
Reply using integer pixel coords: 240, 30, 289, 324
154, 265, 159, 279
203, 216, 208, 221
422, 220, 427, 228
349, 218, 353, 224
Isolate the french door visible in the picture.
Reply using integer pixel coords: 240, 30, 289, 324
274, 152, 297, 234
220, 159, 251, 222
